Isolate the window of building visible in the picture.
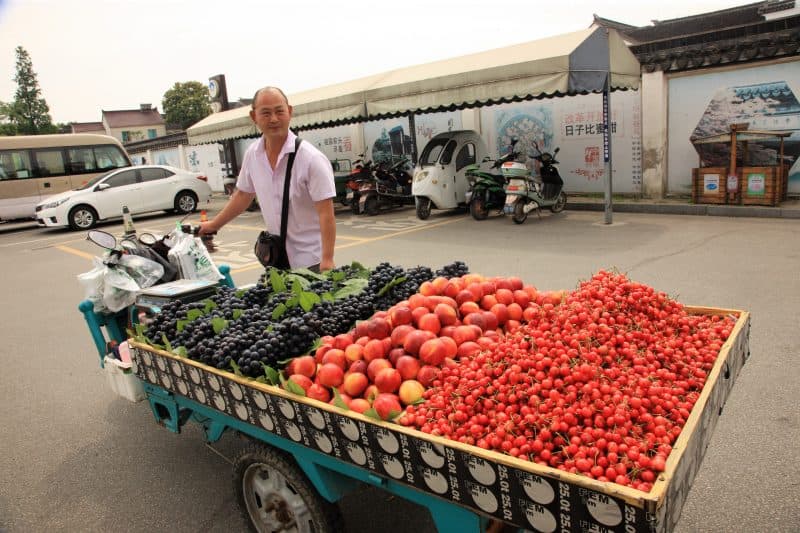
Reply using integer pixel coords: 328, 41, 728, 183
147, 129, 157, 139
121, 131, 130, 142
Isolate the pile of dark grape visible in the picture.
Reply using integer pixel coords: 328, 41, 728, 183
142, 261, 468, 377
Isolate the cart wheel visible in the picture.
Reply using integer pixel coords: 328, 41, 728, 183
550, 192, 567, 213
364, 194, 379, 216
512, 199, 528, 224
233, 444, 343, 533
415, 197, 432, 220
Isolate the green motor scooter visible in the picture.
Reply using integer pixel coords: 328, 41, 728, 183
464, 139, 520, 220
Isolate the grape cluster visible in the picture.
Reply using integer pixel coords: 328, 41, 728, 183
143, 261, 470, 378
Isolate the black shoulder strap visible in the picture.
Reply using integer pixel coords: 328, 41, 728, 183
279, 137, 302, 242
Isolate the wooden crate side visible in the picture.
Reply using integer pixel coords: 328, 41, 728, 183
647, 309, 750, 531
741, 167, 779, 206
692, 168, 727, 204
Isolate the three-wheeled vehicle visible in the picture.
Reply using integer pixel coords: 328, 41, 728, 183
412, 130, 489, 220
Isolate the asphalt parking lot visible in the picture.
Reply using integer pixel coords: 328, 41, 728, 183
0, 202, 798, 532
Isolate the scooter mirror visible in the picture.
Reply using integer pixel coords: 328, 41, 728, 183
86, 230, 117, 250
138, 232, 158, 246
554, 147, 560, 154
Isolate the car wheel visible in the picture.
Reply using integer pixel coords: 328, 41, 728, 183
174, 191, 198, 214
415, 196, 432, 220
550, 192, 567, 213
68, 205, 98, 230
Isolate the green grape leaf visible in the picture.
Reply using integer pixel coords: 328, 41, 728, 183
203, 300, 217, 314
229, 359, 244, 377
299, 291, 321, 312
186, 309, 204, 321
321, 292, 335, 302
270, 269, 287, 293
290, 279, 303, 295
211, 317, 229, 334
263, 365, 280, 385
254, 375, 268, 384
233, 309, 243, 320
235, 289, 246, 298
161, 334, 173, 353
330, 270, 346, 283
332, 388, 350, 410
176, 319, 189, 333
362, 408, 382, 421
279, 374, 306, 396
173, 346, 187, 357
291, 268, 326, 281
378, 276, 407, 297
271, 303, 287, 320
333, 278, 368, 299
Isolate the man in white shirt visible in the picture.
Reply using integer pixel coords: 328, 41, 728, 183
200, 87, 336, 271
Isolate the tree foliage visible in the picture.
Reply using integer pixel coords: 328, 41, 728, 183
0, 101, 17, 135
162, 81, 212, 130
8, 46, 56, 135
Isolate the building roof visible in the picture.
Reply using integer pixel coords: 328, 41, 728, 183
594, 1, 800, 73
70, 122, 105, 133
102, 108, 164, 128
124, 131, 188, 153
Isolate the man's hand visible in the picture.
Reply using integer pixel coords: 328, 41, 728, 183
319, 258, 335, 272
198, 220, 219, 236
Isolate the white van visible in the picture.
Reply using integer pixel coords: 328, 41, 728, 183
411, 130, 488, 219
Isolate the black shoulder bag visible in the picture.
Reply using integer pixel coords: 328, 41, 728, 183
254, 137, 302, 269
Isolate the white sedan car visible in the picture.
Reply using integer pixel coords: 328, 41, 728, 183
35, 165, 213, 230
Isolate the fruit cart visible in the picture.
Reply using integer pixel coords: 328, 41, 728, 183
80, 268, 751, 533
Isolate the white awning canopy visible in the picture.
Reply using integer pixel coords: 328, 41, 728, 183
187, 27, 640, 145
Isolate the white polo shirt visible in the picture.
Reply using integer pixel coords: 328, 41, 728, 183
237, 131, 336, 268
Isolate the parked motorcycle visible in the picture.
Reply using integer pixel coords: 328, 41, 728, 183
464, 139, 521, 220
503, 141, 567, 224
345, 155, 375, 214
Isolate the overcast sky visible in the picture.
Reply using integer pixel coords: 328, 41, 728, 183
0, 0, 757, 124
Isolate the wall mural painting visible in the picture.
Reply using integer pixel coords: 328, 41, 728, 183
691, 81, 800, 176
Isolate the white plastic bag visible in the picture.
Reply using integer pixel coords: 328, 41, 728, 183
118, 253, 164, 289
102, 266, 141, 312
77, 257, 107, 311
167, 226, 223, 282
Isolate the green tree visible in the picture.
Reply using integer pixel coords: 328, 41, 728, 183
162, 81, 212, 130
9, 46, 56, 134
0, 101, 17, 135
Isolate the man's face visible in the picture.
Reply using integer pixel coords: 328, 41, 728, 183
250, 89, 292, 142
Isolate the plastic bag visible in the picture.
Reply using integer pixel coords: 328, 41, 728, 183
77, 257, 107, 310
167, 225, 223, 282
102, 265, 141, 312
117, 253, 165, 288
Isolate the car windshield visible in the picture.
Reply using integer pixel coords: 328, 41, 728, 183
419, 138, 450, 167
75, 169, 118, 190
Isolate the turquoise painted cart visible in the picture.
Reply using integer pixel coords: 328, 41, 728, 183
79, 266, 751, 533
